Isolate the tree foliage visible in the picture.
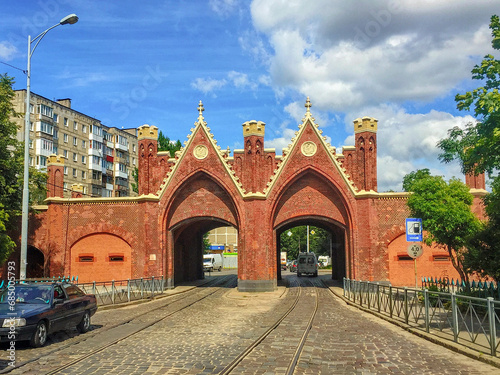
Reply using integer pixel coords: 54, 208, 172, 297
404, 171, 481, 283
158, 131, 182, 157
279, 226, 331, 261
437, 15, 500, 283
0, 74, 23, 263
463, 177, 500, 283
438, 15, 500, 176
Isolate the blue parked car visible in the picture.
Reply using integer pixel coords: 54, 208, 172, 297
0, 282, 97, 347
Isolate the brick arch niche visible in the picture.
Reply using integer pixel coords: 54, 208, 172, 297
71, 233, 132, 283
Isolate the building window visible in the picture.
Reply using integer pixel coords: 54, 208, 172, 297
73, 168, 77, 178
53, 128, 58, 140
82, 155, 86, 164
64, 166, 68, 175
64, 118, 68, 127
29, 121, 34, 131
63, 133, 68, 143
39, 121, 54, 135
397, 255, 413, 261
37, 104, 53, 118
73, 121, 78, 130
73, 137, 77, 146
81, 171, 86, 180
63, 150, 68, 158
53, 113, 59, 123
433, 255, 450, 261
82, 124, 87, 133
79, 255, 94, 262
82, 140, 86, 148
29, 139, 33, 149
109, 255, 124, 262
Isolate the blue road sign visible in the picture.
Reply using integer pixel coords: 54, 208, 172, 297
405, 218, 422, 242
210, 245, 224, 250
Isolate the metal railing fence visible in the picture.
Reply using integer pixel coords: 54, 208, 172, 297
422, 276, 500, 300
1, 276, 166, 307
343, 278, 500, 357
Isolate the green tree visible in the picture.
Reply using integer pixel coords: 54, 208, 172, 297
0, 74, 23, 263
404, 171, 481, 283
437, 15, 500, 283
463, 177, 500, 284
280, 226, 331, 260
131, 166, 139, 194
438, 15, 500, 176
158, 131, 182, 157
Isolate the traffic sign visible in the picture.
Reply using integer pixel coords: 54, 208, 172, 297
407, 243, 423, 258
405, 218, 422, 242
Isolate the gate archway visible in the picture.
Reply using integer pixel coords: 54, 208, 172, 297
275, 218, 347, 280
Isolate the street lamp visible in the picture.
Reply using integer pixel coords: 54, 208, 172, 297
20, 13, 78, 280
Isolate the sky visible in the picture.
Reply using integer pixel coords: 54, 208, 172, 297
0, 0, 497, 192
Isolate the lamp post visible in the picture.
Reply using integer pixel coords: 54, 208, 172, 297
20, 13, 78, 280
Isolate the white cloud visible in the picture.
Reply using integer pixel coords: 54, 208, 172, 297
192, 71, 262, 95
191, 77, 227, 95
228, 71, 258, 90
0, 41, 17, 60
249, 0, 495, 111
209, 0, 239, 18
342, 104, 473, 191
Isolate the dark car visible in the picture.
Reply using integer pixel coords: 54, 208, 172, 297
0, 282, 97, 347
288, 260, 297, 273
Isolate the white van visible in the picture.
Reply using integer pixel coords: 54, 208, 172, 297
203, 253, 223, 272
297, 252, 318, 277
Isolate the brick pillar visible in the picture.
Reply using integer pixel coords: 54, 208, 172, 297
354, 117, 378, 191
137, 125, 158, 195
71, 183, 84, 198
241, 120, 266, 193
47, 154, 65, 198
465, 171, 486, 190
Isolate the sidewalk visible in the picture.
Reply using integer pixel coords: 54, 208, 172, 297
320, 275, 500, 369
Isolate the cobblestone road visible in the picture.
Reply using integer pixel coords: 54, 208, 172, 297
1, 271, 499, 374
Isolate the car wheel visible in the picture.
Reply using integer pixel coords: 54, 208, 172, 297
297, 272, 301, 277
77, 311, 91, 333
218, 266, 222, 272
30, 321, 48, 348
313, 272, 318, 277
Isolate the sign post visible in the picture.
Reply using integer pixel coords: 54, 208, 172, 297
406, 218, 423, 288
405, 218, 422, 242
407, 243, 423, 288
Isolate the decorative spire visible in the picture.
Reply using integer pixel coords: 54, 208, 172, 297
197, 100, 205, 122
305, 96, 312, 113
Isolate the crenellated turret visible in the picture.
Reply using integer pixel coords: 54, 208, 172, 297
47, 154, 65, 198
138, 124, 158, 195
240, 120, 266, 193
353, 117, 378, 191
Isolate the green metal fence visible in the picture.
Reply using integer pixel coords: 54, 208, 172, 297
343, 278, 500, 357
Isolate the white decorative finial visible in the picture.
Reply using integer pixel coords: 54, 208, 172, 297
305, 97, 311, 113
197, 100, 204, 117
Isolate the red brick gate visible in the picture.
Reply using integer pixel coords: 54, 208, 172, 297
24, 99, 486, 291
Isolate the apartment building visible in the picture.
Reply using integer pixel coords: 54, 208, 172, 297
13, 90, 138, 198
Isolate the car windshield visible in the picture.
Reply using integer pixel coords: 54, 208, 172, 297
0, 285, 52, 304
